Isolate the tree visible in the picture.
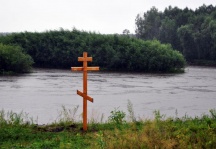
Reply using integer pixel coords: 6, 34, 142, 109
135, 7, 162, 40
122, 29, 130, 35
135, 4, 216, 64
177, 24, 197, 60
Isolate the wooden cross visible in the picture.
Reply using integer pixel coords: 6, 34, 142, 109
71, 52, 99, 131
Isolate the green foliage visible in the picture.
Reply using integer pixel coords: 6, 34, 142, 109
96, 131, 106, 149
0, 108, 216, 148
0, 43, 34, 74
0, 29, 185, 72
108, 108, 126, 125
135, 4, 216, 63
135, 7, 162, 40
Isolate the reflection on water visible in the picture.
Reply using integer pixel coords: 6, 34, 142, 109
0, 66, 216, 124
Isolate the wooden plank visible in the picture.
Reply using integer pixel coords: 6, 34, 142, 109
71, 67, 83, 71
78, 57, 92, 62
71, 67, 99, 71
86, 67, 100, 71
77, 90, 93, 102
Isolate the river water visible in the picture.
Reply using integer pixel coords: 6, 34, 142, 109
0, 66, 216, 124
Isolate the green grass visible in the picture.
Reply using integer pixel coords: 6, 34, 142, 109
0, 104, 216, 149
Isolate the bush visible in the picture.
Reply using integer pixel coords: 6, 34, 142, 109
0, 43, 34, 74
0, 29, 186, 72
108, 108, 126, 125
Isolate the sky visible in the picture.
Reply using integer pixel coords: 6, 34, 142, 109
0, 0, 215, 34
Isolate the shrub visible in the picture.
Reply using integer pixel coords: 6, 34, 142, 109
108, 108, 126, 125
0, 30, 186, 72
0, 43, 34, 74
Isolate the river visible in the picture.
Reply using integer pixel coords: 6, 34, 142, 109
0, 66, 216, 124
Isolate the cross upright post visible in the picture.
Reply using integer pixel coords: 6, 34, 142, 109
71, 52, 99, 131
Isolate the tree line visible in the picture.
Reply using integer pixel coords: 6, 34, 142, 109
135, 4, 216, 64
0, 29, 185, 73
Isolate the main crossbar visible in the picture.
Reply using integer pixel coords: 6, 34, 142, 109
71, 67, 99, 71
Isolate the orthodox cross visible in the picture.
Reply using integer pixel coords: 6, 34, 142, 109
71, 52, 99, 131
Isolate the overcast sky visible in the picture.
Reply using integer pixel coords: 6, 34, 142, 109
0, 0, 215, 34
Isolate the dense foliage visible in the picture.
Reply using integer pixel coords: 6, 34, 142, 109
0, 43, 33, 74
135, 4, 216, 63
0, 29, 185, 72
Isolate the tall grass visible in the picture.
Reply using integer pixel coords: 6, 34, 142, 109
0, 103, 216, 148
55, 105, 80, 125
0, 110, 33, 125
91, 108, 216, 149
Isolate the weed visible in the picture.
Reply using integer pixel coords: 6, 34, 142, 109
127, 99, 136, 122
209, 109, 216, 119
108, 108, 126, 125
56, 105, 79, 125
153, 110, 165, 121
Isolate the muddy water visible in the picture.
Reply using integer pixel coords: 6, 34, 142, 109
0, 66, 216, 124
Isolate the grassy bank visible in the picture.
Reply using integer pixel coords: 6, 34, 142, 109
0, 106, 216, 148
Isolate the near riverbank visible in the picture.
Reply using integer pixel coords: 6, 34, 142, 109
0, 106, 216, 148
